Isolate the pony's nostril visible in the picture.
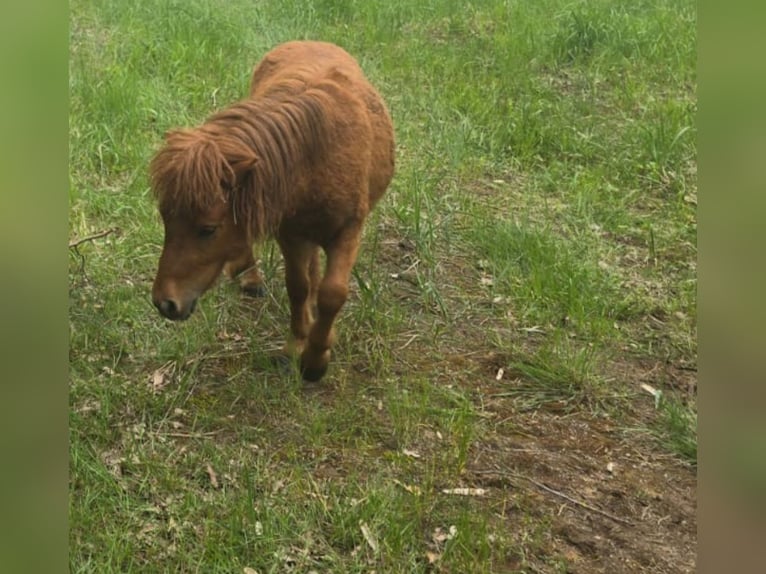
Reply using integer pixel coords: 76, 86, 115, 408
154, 297, 196, 321
156, 298, 179, 318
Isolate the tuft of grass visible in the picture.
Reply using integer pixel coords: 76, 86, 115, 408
493, 333, 610, 411
655, 395, 697, 464
470, 218, 626, 339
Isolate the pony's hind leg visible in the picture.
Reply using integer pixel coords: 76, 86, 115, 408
279, 237, 321, 357
308, 247, 321, 319
223, 245, 265, 297
300, 229, 361, 382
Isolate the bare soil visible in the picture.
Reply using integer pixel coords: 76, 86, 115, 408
369, 227, 697, 573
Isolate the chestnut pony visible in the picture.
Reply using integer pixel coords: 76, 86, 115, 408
150, 41, 395, 381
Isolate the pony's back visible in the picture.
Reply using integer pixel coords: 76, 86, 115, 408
250, 41, 394, 210
250, 41, 366, 98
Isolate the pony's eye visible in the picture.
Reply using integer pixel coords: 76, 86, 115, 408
197, 225, 218, 238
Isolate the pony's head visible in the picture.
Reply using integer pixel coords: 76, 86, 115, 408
150, 128, 257, 320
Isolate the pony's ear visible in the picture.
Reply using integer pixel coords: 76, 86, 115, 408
216, 137, 258, 180
229, 152, 259, 179
220, 155, 257, 192
219, 178, 234, 193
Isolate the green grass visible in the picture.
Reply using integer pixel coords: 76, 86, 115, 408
70, 0, 697, 571
655, 394, 698, 463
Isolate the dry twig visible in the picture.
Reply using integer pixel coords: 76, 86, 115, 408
69, 228, 117, 249
473, 469, 635, 526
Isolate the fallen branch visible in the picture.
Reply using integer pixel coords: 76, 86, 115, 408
158, 431, 221, 439
523, 475, 635, 526
473, 469, 635, 526
69, 228, 117, 249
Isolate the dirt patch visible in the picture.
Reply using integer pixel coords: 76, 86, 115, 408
365, 223, 697, 572
411, 339, 698, 573
460, 406, 696, 573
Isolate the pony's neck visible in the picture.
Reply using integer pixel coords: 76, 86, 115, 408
208, 90, 329, 240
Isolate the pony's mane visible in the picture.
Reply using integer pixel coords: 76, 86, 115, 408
150, 86, 330, 239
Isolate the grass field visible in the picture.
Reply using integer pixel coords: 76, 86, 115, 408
69, 0, 697, 572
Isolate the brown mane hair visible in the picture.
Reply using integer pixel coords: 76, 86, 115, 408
150, 87, 330, 240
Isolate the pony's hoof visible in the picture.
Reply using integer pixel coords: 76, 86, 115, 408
300, 362, 327, 382
242, 283, 266, 298
300, 348, 330, 382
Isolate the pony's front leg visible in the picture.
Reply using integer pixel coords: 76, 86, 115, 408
279, 238, 320, 357
300, 232, 361, 382
223, 244, 265, 297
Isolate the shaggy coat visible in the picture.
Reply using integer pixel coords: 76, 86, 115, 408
151, 41, 395, 381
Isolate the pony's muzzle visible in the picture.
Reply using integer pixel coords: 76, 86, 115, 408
153, 296, 197, 321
